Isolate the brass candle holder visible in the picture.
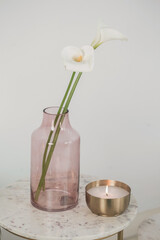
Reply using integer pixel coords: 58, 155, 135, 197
85, 179, 131, 217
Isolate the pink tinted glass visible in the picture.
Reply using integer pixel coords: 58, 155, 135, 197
30, 107, 80, 211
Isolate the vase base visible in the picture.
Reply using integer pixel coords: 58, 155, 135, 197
31, 188, 78, 212
31, 200, 78, 212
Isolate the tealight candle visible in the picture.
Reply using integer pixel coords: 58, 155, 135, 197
87, 185, 129, 199
85, 179, 131, 216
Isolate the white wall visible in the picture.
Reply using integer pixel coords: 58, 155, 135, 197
0, 0, 160, 213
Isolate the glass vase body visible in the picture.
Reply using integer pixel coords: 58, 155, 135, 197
30, 107, 80, 212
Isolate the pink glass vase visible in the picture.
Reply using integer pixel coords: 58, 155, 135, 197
30, 107, 80, 212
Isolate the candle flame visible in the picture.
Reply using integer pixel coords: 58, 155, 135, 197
106, 185, 109, 196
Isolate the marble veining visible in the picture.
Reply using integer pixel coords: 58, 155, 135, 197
0, 175, 137, 240
138, 213, 160, 240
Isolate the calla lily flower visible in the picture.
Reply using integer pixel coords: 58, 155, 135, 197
91, 24, 127, 49
61, 45, 94, 72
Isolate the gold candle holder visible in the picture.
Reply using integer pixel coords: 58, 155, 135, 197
85, 179, 131, 217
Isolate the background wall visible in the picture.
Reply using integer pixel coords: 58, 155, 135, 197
0, 0, 160, 216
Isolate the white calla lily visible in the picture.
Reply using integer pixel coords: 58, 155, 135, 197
91, 24, 127, 49
61, 45, 94, 72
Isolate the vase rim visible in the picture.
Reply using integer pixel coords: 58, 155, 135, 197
43, 106, 69, 116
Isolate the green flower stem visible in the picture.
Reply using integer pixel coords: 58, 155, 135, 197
41, 72, 76, 190
54, 72, 76, 126
42, 130, 53, 190
93, 43, 102, 50
35, 114, 65, 201
62, 72, 82, 113
35, 72, 83, 201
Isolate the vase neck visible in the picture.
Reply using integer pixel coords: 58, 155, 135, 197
41, 107, 70, 128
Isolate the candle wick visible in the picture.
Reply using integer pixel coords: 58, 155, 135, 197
106, 186, 109, 197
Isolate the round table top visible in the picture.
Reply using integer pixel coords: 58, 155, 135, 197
0, 175, 137, 240
138, 213, 160, 240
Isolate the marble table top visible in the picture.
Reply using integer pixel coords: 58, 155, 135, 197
0, 175, 137, 240
138, 213, 160, 240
